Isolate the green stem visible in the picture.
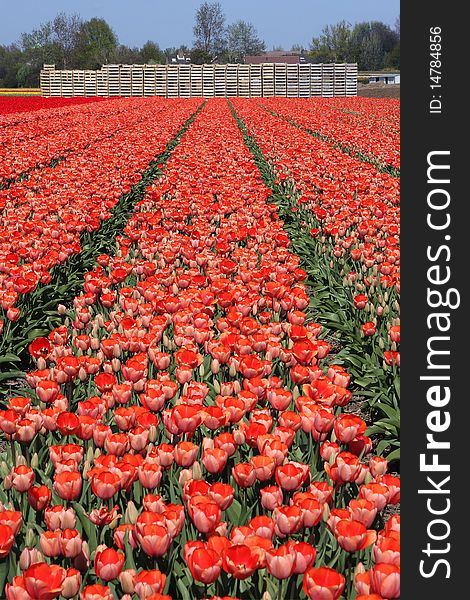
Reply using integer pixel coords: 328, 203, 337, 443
10, 437, 16, 467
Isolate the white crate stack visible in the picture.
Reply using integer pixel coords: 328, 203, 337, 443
155, 65, 167, 97
261, 64, 275, 97
178, 65, 191, 98
40, 63, 359, 98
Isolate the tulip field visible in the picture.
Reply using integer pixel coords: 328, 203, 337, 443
0, 96, 400, 600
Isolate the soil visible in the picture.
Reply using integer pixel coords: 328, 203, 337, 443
357, 82, 400, 99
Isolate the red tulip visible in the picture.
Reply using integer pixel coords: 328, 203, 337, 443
369, 563, 400, 598
303, 566, 345, 600
0, 524, 14, 558
334, 519, 377, 552
23, 562, 66, 600
94, 547, 125, 581
188, 547, 222, 584
53, 471, 82, 501
80, 584, 114, 600
222, 544, 259, 580
133, 570, 166, 598
11, 466, 34, 493
265, 544, 295, 579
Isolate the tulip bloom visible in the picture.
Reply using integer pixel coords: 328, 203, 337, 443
369, 563, 400, 598
80, 584, 114, 600
23, 562, 66, 600
265, 544, 295, 579
53, 471, 82, 501
0, 525, 14, 558
0, 510, 23, 536
28, 485, 52, 511
303, 567, 345, 600
275, 462, 308, 491
133, 570, 166, 598
94, 547, 125, 581
188, 496, 221, 534
91, 471, 121, 500
138, 524, 171, 557
232, 463, 256, 488
5, 576, 33, 599
11, 466, 35, 493
334, 520, 377, 552
222, 544, 259, 580
188, 547, 222, 584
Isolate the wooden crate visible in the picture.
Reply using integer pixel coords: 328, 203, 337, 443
299, 64, 311, 97
155, 65, 167, 97
274, 64, 287, 96
287, 65, 299, 97
261, 64, 275, 97
346, 63, 358, 96
167, 65, 179, 97
40, 65, 55, 96
321, 64, 334, 97
143, 65, 156, 96
56, 71, 73, 97
310, 64, 322, 97
203, 65, 215, 97
226, 65, 238, 97
250, 65, 262, 97
85, 71, 97, 96
119, 66, 132, 97
238, 65, 250, 97
332, 64, 346, 96
179, 65, 191, 97
131, 65, 144, 96
71, 71, 85, 96
215, 65, 226, 97
106, 65, 121, 96
39, 61, 358, 98
97, 70, 108, 96
190, 65, 203, 97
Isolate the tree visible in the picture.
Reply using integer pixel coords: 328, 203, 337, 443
310, 21, 352, 63
0, 44, 25, 87
349, 21, 399, 70
190, 48, 212, 64
77, 18, 118, 69
112, 45, 141, 65
394, 15, 400, 38
51, 12, 83, 68
193, 1, 227, 58
19, 22, 62, 85
140, 41, 165, 64
225, 20, 265, 63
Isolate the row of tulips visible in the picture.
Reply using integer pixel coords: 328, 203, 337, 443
0, 98, 154, 186
0, 98, 202, 323
229, 98, 400, 457
0, 97, 106, 119
259, 97, 400, 172
0, 98, 399, 598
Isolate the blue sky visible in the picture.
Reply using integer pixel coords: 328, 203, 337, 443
2, 0, 399, 50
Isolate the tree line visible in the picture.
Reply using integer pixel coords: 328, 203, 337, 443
0, 2, 399, 88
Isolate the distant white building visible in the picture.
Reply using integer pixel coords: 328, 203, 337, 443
368, 73, 400, 84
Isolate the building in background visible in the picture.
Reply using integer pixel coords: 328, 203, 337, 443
244, 50, 310, 65
368, 73, 400, 84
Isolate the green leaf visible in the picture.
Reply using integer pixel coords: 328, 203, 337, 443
0, 353, 21, 364
375, 403, 400, 422
176, 577, 191, 600
0, 370, 25, 382
226, 499, 242, 526
387, 448, 401, 462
